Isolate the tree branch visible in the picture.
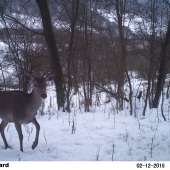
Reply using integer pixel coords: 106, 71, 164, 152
166, 0, 170, 8
91, 81, 129, 102
2, 13, 43, 35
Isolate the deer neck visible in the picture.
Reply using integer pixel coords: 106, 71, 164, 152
27, 89, 42, 113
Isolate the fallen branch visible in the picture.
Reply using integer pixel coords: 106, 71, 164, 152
91, 81, 129, 102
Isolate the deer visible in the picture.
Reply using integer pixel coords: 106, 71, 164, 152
0, 71, 54, 152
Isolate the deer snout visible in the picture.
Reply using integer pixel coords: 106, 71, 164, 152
41, 94, 47, 99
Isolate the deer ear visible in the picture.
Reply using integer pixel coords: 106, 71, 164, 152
24, 71, 34, 81
45, 73, 55, 81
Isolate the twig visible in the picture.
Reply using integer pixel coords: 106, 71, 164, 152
43, 128, 47, 145
96, 146, 100, 161
6, 124, 10, 132
17, 154, 21, 161
28, 126, 33, 142
69, 112, 71, 126
150, 125, 158, 158
168, 106, 170, 120
111, 143, 114, 161
71, 118, 76, 134
9, 132, 13, 142
48, 113, 51, 120
161, 90, 166, 121
136, 116, 142, 135
125, 124, 128, 142
144, 156, 147, 161
57, 111, 60, 120
127, 142, 132, 155
111, 103, 116, 127
157, 108, 161, 123
24, 124, 31, 141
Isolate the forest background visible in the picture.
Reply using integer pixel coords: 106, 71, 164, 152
0, 0, 170, 116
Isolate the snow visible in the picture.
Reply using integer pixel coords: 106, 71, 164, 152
0, 99, 170, 161
0, 41, 8, 53
0, 75, 170, 162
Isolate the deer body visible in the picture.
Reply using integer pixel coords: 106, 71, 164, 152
0, 90, 41, 123
0, 72, 54, 152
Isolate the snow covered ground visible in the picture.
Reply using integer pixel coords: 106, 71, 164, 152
0, 76, 170, 162
0, 99, 170, 161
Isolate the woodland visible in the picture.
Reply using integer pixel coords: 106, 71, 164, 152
0, 0, 170, 116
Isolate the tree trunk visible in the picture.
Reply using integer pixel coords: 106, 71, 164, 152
35, 0, 66, 111
83, 5, 89, 112
142, 73, 151, 116
143, 0, 156, 115
115, 0, 126, 111
152, 20, 170, 108
66, 0, 79, 112
125, 68, 133, 115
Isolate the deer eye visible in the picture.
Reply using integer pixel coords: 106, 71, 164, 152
34, 84, 37, 87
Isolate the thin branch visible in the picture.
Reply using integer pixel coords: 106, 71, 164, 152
2, 13, 43, 35
91, 81, 129, 102
166, 0, 170, 8
43, 128, 47, 145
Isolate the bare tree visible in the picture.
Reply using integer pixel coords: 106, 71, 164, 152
153, 1, 170, 108
35, 0, 66, 111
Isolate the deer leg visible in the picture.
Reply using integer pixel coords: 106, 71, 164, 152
14, 121, 23, 152
0, 120, 10, 149
31, 117, 40, 150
